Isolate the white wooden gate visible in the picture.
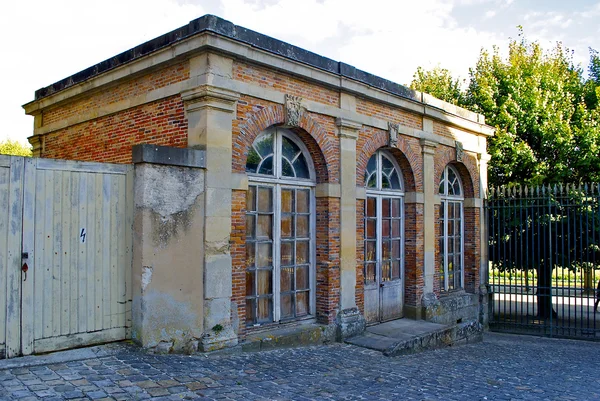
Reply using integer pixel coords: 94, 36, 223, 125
0, 155, 133, 358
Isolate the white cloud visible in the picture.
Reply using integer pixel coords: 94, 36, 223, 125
485, 10, 497, 18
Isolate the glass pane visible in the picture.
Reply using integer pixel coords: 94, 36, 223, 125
281, 215, 293, 238
246, 215, 255, 238
257, 243, 272, 267
258, 215, 273, 238
382, 157, 394, 176
257, 269, 272, 295
293, 156, 310, 179
382, 219, 390, 238
381, 175, 391, 189
448, 218, 454, 235
366, 197, 376, 217
246, 186, 256, 211
440, 201, 445, 218
454, 203, 461, 219
381, 262, 391, 281
280, 294, 293, 319
392, 240, 401, 259
389, 171, 401, 190
258, 155, 274, 175
366, 154, 376, 176
296, 292, 308, 316
382, 240, 391, 260
447, 238, 453, 258
448, 273, 454, 290
246, 299, 256, 324
296, 266, 309, 290
297, 215, 309, 237
281, 242, 293, 265
382, 198, 390, 217
392, 220, 400, 237
246, 270, 255, 296
365, 263, 376, 284
282, 136, 300, 161
439, 180, 445, 195
257, 297, 272, 322
258, 187, 273, 212
365, 241, 376, 262
246, 243, 255, 268
246, 147, 260, 173
392, 261, 400, 280
451, 180, 461, 196
297, 189, 309, 213
280, 266, 293, 292
281, 189, 293, 213
448, 203, 454, 218
296, 241, 309, 264
392, 199, 400, 217
367, 172, 377, 188
366, 219, 376, 239
254, 133, 274, 157
448, 166, 457, 183
282, 158, 295, 177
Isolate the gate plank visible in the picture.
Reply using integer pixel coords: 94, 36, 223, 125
125, 167, 133, 334
6, 157, 24, 358
77, 173, 88, 333
21, 157, 36, 355
102, 174, 111, 329
52, 170, 62, 338
0, 162, 11, 357
69, 172, 79, 335
60, 171, 71, 335
86, 174, 97, 332
94, 174, 103, 332
110, 175, 119, 329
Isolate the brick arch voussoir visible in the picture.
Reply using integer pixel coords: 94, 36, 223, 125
235, 105, 333, 183
434, 147, 479, 198
356, 129, 419, 192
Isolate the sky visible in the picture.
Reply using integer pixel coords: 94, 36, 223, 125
1, 0, 599, 145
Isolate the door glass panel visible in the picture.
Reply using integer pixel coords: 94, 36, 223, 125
296, 241, 309, 264
258, 215, 273, 238
296, 292, 308, 316
246, 215, 255, 238
280, 294, 293, 319
381, 262, 391, 282
258, 187, 273, 212
281, 215, 293, 238
257, 298, 272, 321
392, 198, 400, 217
366, 220, 376, 239
246, 270, 255, 296
382, 198, 390, 217
247, 186, 256, 211
382, 219, 390, 238
392, 220, 400, 237
382, 240, 391, 259
257, 243, 272, 267
297, 189, 309, 213
281, 242, 293, 265
391, 261, 400, 280
296, 266, 309, 290
296, 215, 309, 237
367, 197, 376, 217
365, 263, 376, 284
246, 299, 256, 323
280, 267, 293, 292
392, 240, 401, 259
365, 241, 376, 261
257, 270, 272, 295
281, 189, 293, 213
246, 244, 255, 268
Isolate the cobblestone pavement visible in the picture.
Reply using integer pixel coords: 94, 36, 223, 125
1, 332, 599, 401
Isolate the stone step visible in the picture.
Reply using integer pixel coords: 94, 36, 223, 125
241, 322, 335, 352
345, 319, 483, 357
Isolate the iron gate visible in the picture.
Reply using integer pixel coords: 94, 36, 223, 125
487, 184, 600, 340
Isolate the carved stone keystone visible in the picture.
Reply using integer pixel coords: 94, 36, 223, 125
388, 122, 399, 147
284, 94, 304, 127
456, 141, 464, 162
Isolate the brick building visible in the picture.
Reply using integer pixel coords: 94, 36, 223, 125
23, 15, 493, 351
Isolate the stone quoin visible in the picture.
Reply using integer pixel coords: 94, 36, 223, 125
23, 14, 494, 352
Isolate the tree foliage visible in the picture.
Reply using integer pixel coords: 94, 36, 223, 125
411, 32, 600, 187
0, 139, 32, 157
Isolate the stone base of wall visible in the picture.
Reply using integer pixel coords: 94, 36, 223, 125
421, 290, 480, 326
335, 308, 366, 341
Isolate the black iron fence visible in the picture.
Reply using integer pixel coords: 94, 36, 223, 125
487, 184, 600, 339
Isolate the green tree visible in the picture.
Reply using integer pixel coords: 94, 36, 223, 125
410, 66, 464, 105
0, 139, 32, 157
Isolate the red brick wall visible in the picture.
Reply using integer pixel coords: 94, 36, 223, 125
233, 61, 339, 107
43, 61, 190, 127
230, 189, 247, 338
356, 98, 423, 130
41, 96, 187, 163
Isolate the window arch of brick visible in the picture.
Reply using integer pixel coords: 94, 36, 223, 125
234, 104, 333, 184
434, 147, 479, 198
356, 129, 419, 193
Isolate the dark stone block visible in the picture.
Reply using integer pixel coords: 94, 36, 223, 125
132, 144, 205, 168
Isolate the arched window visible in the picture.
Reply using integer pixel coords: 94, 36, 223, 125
439, 164, 464, 291
245, 127, 315, 325
363, 150, 404, 323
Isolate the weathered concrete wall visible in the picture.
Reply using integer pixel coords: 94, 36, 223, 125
421, 291, 480, 326
132, 145, 206, 353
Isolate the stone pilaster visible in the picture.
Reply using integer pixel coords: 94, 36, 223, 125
181, 78, 240, 351
420, 139, 438, 295
335, 117, 365, 339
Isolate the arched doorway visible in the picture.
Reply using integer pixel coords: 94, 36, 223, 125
245, 127, 316, 325
363, 150, 405, 324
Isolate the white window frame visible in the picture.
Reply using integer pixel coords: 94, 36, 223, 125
439, 164, 464, 291
246, 127, 317, 325
364, 150, 405, 286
